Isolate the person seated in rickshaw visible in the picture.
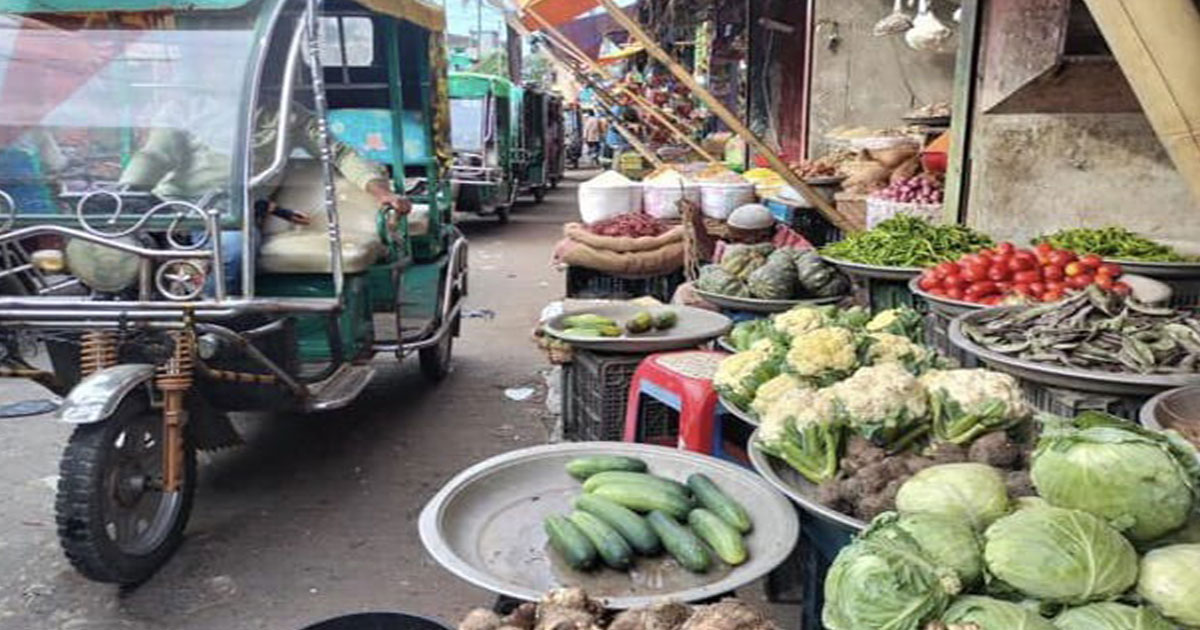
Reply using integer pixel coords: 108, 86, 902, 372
119, 102, 410, 293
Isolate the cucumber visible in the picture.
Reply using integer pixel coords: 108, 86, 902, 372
573, 494, 661, 555
687, 473, 753, 534
646, 510, 710, 573
544, 515, 597, 570
567, 510, 633, 570
565, 456, 648, 480
581, 471, 691, 498
688, 509, 748, 565
591, 483, 694, 520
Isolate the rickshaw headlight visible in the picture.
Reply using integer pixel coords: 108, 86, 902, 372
64, 237, 140, 293
196, 334, 222, 360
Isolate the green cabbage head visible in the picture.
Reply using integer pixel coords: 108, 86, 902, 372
1053, 602, 1176, 630
887, 512, 983, 586
896, 463, 1009, 531
942, 595, 1055, 630
984, 505, 1138, 604
1031, 412, 1200, 541
823, 514, 962, 630
1137, 543, 1200, 628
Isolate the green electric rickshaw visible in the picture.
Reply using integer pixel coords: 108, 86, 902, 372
0, 0, 466, 584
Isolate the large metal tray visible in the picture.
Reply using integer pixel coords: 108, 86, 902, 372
720, 395, 758, 427
1114, 260, 1200, 279
418, 442, 799, 609
716, 336, 738, 354
910, 274, 1172, 317
821, 257, 923, 282
949, 308, 1200, 397
908, 277, 979, 318
544, 304, 731, 353
692, 288, 844, 314
747, 433, 865, 533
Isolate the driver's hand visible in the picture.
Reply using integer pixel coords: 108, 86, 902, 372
367, 179, 411, 215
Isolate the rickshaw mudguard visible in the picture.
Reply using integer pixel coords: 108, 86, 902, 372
58, 364, 156, 425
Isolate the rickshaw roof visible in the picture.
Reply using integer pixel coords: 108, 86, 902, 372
449, 72, 515, 99
0, 0, 446, 31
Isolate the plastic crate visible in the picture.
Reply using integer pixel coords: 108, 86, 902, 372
561, 349, 679, 442
923, 311, 981, 368
1020, 380, 1146, 421
565, 266, 685, 303
764, 506, 855, 627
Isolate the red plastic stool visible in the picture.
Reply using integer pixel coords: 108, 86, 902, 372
622, 350, 727, 454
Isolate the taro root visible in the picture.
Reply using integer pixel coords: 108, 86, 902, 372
609, 601, 692, 630
536, 588, 603, 630
679, 599, 776, 630
460, 609, 502, 630
968, 432, 1021, 468
504, 603, 538, 630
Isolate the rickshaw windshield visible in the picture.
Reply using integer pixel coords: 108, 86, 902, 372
449, 97, 485, 152
0, 14, 257, 217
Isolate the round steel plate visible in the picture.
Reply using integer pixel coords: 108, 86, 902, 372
948, 308, 1200, 396
747, 433, 865, 532
1140, 386, 1200, 461
692, 288, 844, 314
720, 395, 758, 427
1113, 260, 1200, 279
543, 304, 731, 353
820, 257, 923, 281
908, 277, 980, 318
909, 274, 1171, 316
418, 442, 799, 609
716, 336, 738, 354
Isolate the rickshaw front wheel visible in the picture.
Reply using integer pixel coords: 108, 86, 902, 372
533, 186, 546, 203
55, 394, 196, 585
419, 314, 458, 382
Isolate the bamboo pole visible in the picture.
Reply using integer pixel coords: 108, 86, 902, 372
594, 0, 857, 232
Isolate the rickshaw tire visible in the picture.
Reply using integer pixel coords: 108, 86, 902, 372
496, 205, 511, 224
533, 187, 546, 203
55, 395, 196, 585
419, 315, 457, 382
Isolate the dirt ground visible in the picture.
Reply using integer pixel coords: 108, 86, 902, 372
0, 172, 799, 630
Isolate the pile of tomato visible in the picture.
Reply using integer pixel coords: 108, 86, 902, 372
917, 242, 1131, 304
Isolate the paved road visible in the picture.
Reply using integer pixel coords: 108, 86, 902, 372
0, 177, 578, 630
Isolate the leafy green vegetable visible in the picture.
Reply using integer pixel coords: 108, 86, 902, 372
1053, 602, 1176, 630
820, 216, 993, 268
896, 463, 1010, 531
728, 318, 776, 352
1030, 411, 1200, 542
984, 506, 1138, 604
942, 596, 1056, 630
1137, 544, 1200, 627
823, 513, 962, 630
886, 512, 984, 587
1034, 227, 1193, 262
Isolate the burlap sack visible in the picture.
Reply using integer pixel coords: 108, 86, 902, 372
563, 223, 684, 253
554, 238, 684, 276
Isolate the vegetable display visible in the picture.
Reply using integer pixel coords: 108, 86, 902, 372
870, 174, 943, 205
960, 286, 1200, 374
820, 216, 994, 268
1053, 602, 1176, 630
917, 241, 1129, 304
895, 463, 1010, 531
1034, 227, 1193, 263
696, 245, 849, 300
544, 457, 754, 575
558, 310, 677, 339
585, 213, 668, 238
1137, 544, 1200, 627
939, 596, 1056, 630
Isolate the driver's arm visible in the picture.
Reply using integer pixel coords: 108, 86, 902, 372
293, 106, 410, 214
118, 127, 189, 191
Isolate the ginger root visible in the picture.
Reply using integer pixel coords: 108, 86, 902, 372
679, 599, 776, 630
459, 609, 502, 630
608, 601, 692, 630
535, 588, 604, 630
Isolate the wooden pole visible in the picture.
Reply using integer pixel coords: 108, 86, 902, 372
594, 0, 857, 232
520, 7, 719, 163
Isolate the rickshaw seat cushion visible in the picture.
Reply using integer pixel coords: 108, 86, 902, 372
407, 204, 430, 237
259, 232, 381, 274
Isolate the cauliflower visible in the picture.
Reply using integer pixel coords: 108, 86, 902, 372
773, 307, 828, 338
785, 326, 858, 384
828, 363, 929, 448
714, 341, 782, 409
750, 373, 810, 418
865, 332, 931, 371
919, 369, 1030, 444
756, 387, 844, 483
865, 307, 924, 340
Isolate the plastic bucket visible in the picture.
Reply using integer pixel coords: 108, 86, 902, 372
578, 182, 640, 224
699, 182, 756, 220
299, 613, 453, 630
643, 183, 700, 220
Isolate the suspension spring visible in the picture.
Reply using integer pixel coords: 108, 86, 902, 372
79, 330, 118, 377
156, 327, 194, 493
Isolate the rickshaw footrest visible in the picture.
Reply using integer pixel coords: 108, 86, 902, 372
307, 364, 376, 412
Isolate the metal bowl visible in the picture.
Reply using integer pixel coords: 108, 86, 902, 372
720, 395, 758, 427
908, 276, 979, 318
1140, 386, 1200, 456
747, 433, 865, 532
418, 442, 799, 609
949, 308, 1200, 397
692, 288, 844, 314
820, 257, 923, 282
716, 336, 738, 354
909, 274, 1171, 316
1114, 260, 1200, 279
544, 304, 731, 353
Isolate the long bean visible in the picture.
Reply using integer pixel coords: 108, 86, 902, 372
819, 216, 994, 267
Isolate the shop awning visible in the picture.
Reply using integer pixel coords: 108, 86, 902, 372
519, 0, 599, 30
597, 42, 643, 65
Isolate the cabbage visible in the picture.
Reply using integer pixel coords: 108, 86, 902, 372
1031, 411, 1199, 542
896, 463, 1010, 530
885, 512, 983, 586
942, 595, 1055, 630
1053, 603, 1176, 630
1137, 544, 1200, 627
823, 514, 961, 630
984, 505, 1138, 604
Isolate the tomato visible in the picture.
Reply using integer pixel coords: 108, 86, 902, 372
1012, 253, 1038, 271
1067, 273, 1095, 289
1064, 261, 1086, 277
1013, 270, 1041, 284
996, 281, 1013, 292
982, 295, 1003, 306
935, 261, 959, 279
1094, 274, 1115, 290
928, 287, 947, 297
978, 248, 996, 258
1013, 282, 1034, 296
1029, 281, 1046, 296
962, 263, 988, 283
959, 254, 981, 267
1043, 265, 1065, 281
918, 272, 941, 291
1042, 290, 1065, 302
1079, 254, 1103, 269
946, 286, 965, 301
1045, 280, 1067, 293
966, 280, 997, 298
1098, 262, 1123, 277
1112, 281, 1133, 296
1048, 250, 1076, 267
976, 252, 994, 268
988, 265, 1011, 282
996, 242, 1016, 256
943, 274, 966, 290
1035, 242, 1054, 256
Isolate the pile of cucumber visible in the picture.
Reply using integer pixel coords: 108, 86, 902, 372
544, 455, 753, 574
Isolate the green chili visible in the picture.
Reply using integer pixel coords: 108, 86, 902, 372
819, 216, 994, 267
1032, 227, 1192, 262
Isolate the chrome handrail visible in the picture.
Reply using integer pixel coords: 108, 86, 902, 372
248, 17, 306, 189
